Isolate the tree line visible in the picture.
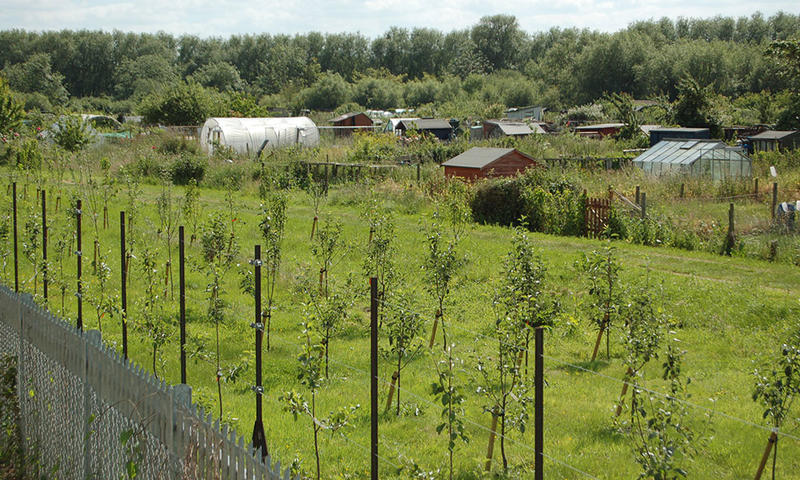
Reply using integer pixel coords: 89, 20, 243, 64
1, 12, 799, 121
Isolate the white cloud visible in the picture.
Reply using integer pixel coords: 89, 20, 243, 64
0, 0, 797, 37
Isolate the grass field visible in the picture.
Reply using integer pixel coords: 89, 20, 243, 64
3, 165, 800, 480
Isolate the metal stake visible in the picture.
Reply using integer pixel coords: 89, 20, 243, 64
535, 327, 544, 480
12, 182, 18, 292
42, 190, 48, 301
77, 199, 82, 331
252, 245, 268, 460
370, 277, 378, 480
179, 225, 186, 383
120, 211, 127, 358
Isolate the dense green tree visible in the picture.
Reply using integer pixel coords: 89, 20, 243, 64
2, 53, 68, 105
138, 80, 223, 125
0, 76, 23, 134
114, 54, 179, 100
470, 15, 525, 71
191, 61, 245, 92
352, 76, 402, 110
297, 73, 351, 111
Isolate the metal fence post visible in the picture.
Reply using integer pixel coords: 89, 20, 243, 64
370, 277, 378, 480
179, 226, 186, 384
534, 326, 544, 480
251, 244, 267, 460
120, 211, 127, 359
76, 199, 83, 331
772, 182, 778, 219
12, 182, 18, 293
42, 190, 47, 302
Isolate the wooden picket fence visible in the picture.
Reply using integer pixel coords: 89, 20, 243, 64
585, 197, 610, 238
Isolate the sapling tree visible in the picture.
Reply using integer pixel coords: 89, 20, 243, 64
99, 157, 117, 229
156, 171, 180, 299
21, 210, 41, 296
281, 316, 358, 480
259, 191, 287, 352
580, 244, 623, 361
362, 199, 396, 327
423, 210, 466, 480
135, 244, 173, 380
628, 340, 700, 480
0, 213, 10, 284
303, 171, 327, 240
752, 335, 800, 480
384, 292, 424, 415
86, 251, 117, 333
311, 217, 344, 298
615, 287, 665, 418
431, 353, 468, 480
51, 216, 71, 316
181, 179, 201, 244
201, 212, 239, 419
478, 228, 557, 473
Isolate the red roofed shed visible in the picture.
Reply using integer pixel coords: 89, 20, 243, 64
441, 147, 539, 181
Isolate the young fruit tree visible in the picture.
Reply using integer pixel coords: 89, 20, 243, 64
615, 287, 665, 418
362, 199, 396, 328
627, 340, 702, 480
281, 315, 358, 480
752, 335, 800, 480
579, 244, 623, 361
384, 291, 424, 415
201, 212, 240, 419
134, 244, 173, 380
259, 191, 287, 351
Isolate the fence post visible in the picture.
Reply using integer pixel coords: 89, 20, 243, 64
772, 182, 778, 219
77, 199, 83, 331
724, 203, 735, 256
42, 190, 47, 302
680, 183, 685, 199
634, 185, 640, 205
417, 163, 421, 184
251, 244, 268, 460
754, 178, 759, 199
179, 226, 186, 383
120, 211, 127, 359
534, 327, 544, 480
370, 277, 379, 480
12, 182, 18, 293
640, 193, 647, 219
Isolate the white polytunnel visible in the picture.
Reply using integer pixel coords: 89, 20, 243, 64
200, 117, 320, 157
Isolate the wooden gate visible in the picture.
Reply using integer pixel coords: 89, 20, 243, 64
585, 197, 610, 238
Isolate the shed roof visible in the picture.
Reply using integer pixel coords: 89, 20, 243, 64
749, 130, 798, 140
486, 120, 534, 136
397, 118, 452, 130
329, 112, 369, 123
441, 147, 534, 169
650, 127, 710, 134
574, 123, 624, 131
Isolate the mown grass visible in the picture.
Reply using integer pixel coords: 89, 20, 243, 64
3, 162, 800, 480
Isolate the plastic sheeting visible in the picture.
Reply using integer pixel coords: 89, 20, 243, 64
200, 117, 320, 156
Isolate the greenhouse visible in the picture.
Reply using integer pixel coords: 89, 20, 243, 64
200, 117, 320, 157
633, 139, 752, 180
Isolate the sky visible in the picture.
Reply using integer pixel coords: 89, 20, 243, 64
1, 0, 798, 38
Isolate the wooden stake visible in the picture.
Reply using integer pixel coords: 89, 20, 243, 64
754, 431, 777, 480
680, 183, 685, 198
591, 324, 605, 362
310, 216, 318, 240
385, 371, 398, 412
615, 367, 634, 417
485, 413, 499, 471
428, 310, 441, 349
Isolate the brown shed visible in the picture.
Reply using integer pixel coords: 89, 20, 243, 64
748, 130, 800, 153
441, 147, 538, 181
330, 112, 373, 137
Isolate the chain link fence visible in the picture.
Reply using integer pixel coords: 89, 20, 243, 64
0, 284, 295, 480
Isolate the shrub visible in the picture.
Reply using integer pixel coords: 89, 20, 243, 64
169, 155, 206, 185
52, 115, 93, 152
158, 135, 200, 155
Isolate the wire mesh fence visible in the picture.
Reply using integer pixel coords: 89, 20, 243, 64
0, 283, 297, 480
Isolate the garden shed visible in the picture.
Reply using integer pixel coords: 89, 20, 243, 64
200, 117, 319, 157
649, 127, 710, 146
633, 139, 751, 180
483, 120, 544, 138
574, 123, 624, 138
748, 130, 800, 152
395, 119, 454, 141
329, 112, 373, 137
441, 147, 538, 180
